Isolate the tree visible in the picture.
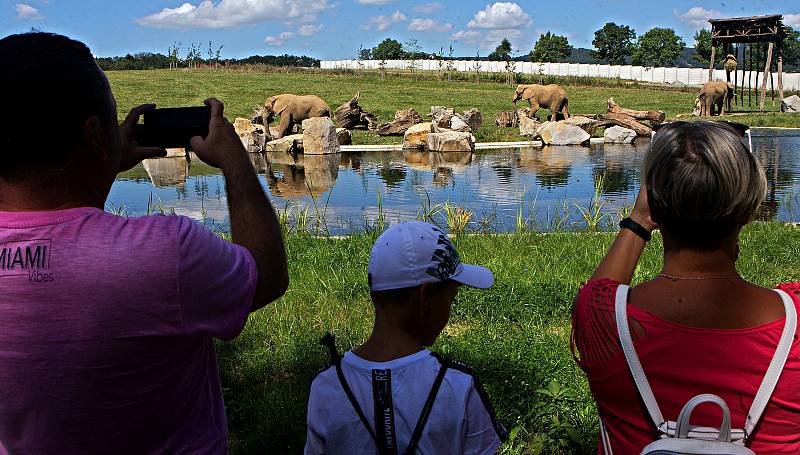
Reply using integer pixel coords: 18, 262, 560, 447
357, 44, 372, 60
403, 38, 422, 80
693, 29, 723, 66
783, 26, 800, 72
530, 32, 572, 62
632, 27, 686, 67
592, 22, 636, 65
488, 38, 512, 61
372, 38, 404, 60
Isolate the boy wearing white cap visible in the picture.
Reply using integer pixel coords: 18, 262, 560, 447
304, 221, 507, 455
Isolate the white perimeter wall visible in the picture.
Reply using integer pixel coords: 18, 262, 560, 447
319, 59, 800, 91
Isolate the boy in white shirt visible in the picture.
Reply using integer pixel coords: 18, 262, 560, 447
305, 221, 507, 455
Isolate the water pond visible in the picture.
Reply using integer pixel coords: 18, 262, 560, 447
110, 129, 800, 234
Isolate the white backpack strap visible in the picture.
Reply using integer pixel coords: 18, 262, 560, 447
743, 289, 798, 438
614, 285, 665, 430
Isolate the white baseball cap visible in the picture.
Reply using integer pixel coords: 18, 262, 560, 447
368, 221, 494, 292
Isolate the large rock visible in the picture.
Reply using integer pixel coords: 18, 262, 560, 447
431, 106, 456, 127
563, 115, 599, 135
782, 95, 800, 113
450, 115, 471, 132
537, 122, 590, 146
604, 126, 637, 144
234, 117, 269, 153
302, 117, 340, 155
336, 128, 352, 145
403, 122, 433, 149
426, 131, 475, 152
265, 134, 304, 153
461, 108, 483, 130
518, 115, 542, 137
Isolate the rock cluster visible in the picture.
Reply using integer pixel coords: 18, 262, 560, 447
261, 117, 347, 154
782, 95, 800, 113
234, 117, 270, 153
603, 126, 637, 144
426, 131, 475, 152
302, 117, 340, 155
537, 122, 590, 146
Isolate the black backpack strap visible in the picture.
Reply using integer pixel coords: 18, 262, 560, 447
404, 354, 449, 455
372, 369, 399, 455
438, 355, 509, 442
319, 333, 380, 446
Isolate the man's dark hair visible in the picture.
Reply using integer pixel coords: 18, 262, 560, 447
0, 32, 113, 179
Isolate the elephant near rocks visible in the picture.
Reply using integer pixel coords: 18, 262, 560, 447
253, 94, 331, 139
697, 81, 735, 117
512, 84, 569, 122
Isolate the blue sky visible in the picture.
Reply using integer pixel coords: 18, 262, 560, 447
1, 1, 798, 59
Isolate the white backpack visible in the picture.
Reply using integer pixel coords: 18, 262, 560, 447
601, 285, 797, 455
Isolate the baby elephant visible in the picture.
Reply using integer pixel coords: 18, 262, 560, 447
253, 94, 331, 139
511, 84, 569, 121
698, 81, 735, 117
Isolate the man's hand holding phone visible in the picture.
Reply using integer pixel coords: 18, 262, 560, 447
190, 98, 247, 169
118, 103, 167, 173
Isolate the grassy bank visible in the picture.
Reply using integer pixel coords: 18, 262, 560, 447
216, 222, 800, 454
106, 69, 800, 146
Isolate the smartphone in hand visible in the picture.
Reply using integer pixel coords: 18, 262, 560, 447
133, 106, 210, 150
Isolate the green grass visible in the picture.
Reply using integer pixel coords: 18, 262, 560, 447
106, 68, 800, 146
216, 222, 800, 454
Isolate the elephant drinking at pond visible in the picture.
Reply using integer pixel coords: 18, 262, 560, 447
253, 94, 331, 139
697, 81, 735, 117
512, 84, 570, 122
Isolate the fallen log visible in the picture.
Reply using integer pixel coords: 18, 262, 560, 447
495, 110, 517, 127
334, 92, 378, 130
601, 112, 652, 136
607, 98, 665, 124
376, 108, 422, 136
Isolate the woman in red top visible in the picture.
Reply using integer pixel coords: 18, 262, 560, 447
572, 121, 800, 454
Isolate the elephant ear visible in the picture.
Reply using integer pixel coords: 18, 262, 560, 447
522, 88, 536, 100
273, 96, 290, 115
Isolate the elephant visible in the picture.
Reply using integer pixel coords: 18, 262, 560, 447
253, 94, 331, 139
511, 84, 569, 122
697, 81, 735, 116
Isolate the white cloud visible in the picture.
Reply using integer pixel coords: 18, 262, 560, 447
361, 10, 406, 31
137, 0, 329, 29
413, 2, 443, 13
408, 18, 452, 32
676, 6, 721, 29
15, 3, 43, 20
785, 14, 800, 28
355, 0, 395, 4
451, 28, 521, 51
265, 31, 295, 45
298, 24, 322, 35
467, 2, 530, 29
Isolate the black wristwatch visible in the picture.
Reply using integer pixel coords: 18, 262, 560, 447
619, 217, 652, 241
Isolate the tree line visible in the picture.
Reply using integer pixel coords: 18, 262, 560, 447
96, 41, 319, 71
360, 23, 800, 70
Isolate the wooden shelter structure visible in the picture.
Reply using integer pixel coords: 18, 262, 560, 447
708, 14, 786, 112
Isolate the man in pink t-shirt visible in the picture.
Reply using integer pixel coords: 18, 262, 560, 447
0, 33, 288, 453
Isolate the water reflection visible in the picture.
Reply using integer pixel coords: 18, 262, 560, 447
113, 131, 800, 233
263, 152, 340, 197
143, 156, 189, 187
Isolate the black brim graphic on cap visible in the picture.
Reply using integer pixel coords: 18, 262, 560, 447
449, 264, 494, 289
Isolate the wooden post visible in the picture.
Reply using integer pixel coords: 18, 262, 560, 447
708, 41, 717, 82
759, 42, 773, 112
777, 41, 784, 103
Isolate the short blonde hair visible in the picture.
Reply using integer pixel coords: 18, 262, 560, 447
643, 121, 766, 246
